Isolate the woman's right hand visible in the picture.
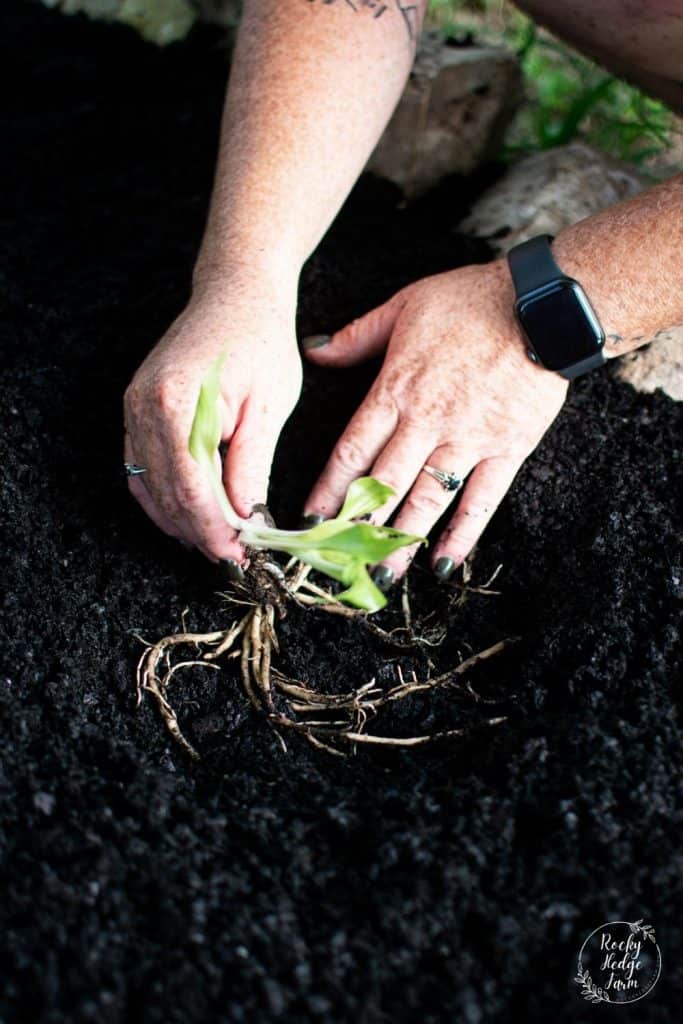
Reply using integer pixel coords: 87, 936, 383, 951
123, 273, 302, 566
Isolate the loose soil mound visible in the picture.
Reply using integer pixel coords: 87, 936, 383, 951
1, 3, 680, 1022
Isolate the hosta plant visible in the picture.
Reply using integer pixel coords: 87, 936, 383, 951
135, 357, 509, 760
189, 355, 425, 612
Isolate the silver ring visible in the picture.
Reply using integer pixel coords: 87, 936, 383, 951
124, 463, 148, 478
422, 464, 462, 493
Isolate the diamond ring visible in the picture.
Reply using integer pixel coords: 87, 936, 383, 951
421, 464, 463, 493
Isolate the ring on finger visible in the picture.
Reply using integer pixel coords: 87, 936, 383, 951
124, 462, 148, 478
421, 464, 463, 493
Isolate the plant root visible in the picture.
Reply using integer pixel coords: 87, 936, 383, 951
135, 554, 515, 758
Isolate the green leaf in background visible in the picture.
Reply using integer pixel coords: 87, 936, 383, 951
42, 1, 197, 47
117, 0, 197, 46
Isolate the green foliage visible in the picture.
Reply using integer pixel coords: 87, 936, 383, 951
507, 26, 674, 165
426, 0, 676, 167
188, 356, 425, 612
39, 0, 197, 46
117, 0, 197, 44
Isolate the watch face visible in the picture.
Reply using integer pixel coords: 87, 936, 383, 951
516, 280, 604, 371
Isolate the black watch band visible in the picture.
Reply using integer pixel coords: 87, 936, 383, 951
508, 234, 563, 295
507, 234, 606, 381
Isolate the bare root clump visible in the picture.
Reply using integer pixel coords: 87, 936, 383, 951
135, 552, 515, 759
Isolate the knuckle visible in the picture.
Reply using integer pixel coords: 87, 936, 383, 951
443, 526, 478, 556
343, 316, 364, 346
334, 436, 368, 474
404, 489, 445, 519
154, 375, 180, 415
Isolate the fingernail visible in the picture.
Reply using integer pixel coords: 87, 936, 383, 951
220, 558, 244, 582
372, 566, 395, 593
301, 334, 331, 350
434, 557, 455, 582
299, 513, 325, 529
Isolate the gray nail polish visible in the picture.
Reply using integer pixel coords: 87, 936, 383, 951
299, 513, 325, 529
221, 558, 245, 582
434, 556, 455, 582
301, 334, 331, 350
372, 566, 395, 593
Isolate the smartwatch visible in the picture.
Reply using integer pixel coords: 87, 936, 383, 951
507, 234, 606, 380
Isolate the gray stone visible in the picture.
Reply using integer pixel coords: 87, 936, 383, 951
614, 332, 683, 401
461, 143, 682, 401
460, 142, 647, 253
367, 31, 523, 197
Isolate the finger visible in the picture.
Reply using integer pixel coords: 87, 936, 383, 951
301, 289, 405, 368
373, 445, 475, 584
431, 455, 522, 578
222, 393, 285, 519
124, 434, 185, 542
365, 426, 437, 525
166, 445, 246, 564
302, 393, 400, 520
174, 390, 247, 562
127, 406, 245, 564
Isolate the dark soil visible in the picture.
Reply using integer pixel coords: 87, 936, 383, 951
1, 3, 681, 1022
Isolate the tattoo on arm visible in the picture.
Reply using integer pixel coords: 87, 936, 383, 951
307, 0, 421, 41
607, 328, 670, 352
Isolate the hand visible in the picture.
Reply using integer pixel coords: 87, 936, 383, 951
124, 275, 301, 565
302, 259, 568, 587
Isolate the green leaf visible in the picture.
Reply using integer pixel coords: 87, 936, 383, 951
188, 353, 241, 530
287, 546, 357, 586
337, 569, 388, 613
320, 523, 425, 561
188, 354, 224, 463
337, 476, 395, 521
283, 522, 424, 611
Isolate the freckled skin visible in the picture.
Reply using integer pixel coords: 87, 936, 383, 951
124, 0, 683, 577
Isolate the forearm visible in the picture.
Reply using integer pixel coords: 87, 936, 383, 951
194, 0, 426, 293
552, 174, 683, 357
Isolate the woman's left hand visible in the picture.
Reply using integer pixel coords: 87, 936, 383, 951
301, 259, 569, 587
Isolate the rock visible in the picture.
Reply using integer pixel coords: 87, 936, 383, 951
33, 791, 56, 815
460, 142, 647, 253
461, 143, 682, 401
367, 31, 523, 197
615, 332, 683, 401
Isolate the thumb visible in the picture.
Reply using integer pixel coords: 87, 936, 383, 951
222, 396, 284, 520
301, 290, 405, 367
